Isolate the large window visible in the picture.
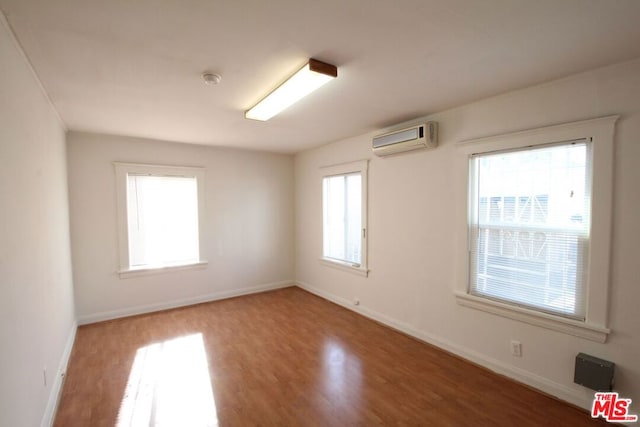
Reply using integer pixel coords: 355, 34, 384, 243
455, 116, 617, 342
115, 163, 207, 277
469, 142, 590, 319
321, 160, 368, 276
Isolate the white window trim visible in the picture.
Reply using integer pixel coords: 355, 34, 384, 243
319, 160, 369, 277
455, 116, 618, 343
114, 162, 208, 279
118, 261, 208, 279
319, 257, 369, 277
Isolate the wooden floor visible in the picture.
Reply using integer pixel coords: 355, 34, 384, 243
55, 287, 607, 426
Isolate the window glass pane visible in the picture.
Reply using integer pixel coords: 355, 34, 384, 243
323, 175, 346, 261
323, 172, 362, 264
346, 174, 362, 263
127, 174, 199, 268
469, 142, 590, 319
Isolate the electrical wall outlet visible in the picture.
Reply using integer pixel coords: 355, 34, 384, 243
510, 340, 522, 357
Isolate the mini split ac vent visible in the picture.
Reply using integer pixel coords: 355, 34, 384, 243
372, 122, 438, 157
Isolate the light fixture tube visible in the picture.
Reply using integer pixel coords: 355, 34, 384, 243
245, 59, 337, 121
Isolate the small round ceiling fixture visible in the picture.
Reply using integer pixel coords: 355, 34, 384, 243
202, 72, 222, 85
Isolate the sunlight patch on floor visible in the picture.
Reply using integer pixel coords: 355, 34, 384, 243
117, 333, 218, 427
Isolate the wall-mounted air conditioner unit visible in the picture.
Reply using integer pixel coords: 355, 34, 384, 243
372, 122, 438, 157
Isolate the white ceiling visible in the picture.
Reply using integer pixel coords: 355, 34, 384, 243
2, 0, 640, 153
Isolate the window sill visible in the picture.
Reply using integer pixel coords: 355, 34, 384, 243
118, 261, 208, 279
319, 257, 369, 277
455, 292, 610, 343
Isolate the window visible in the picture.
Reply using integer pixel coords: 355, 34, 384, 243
469, 142, 590, 319
320, 160, 368, 276
455, 116, 618, 342
115, 163, 207, 277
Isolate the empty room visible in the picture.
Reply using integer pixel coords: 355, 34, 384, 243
2, 0, 640, 426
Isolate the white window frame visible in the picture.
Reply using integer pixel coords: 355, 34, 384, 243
114, 162, 208, 279
455, 116, 618, 342
319, 160, 369, 277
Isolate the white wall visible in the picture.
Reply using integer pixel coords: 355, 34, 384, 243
295, 58, 640, 410
67, 132, 294, 323
0, 15, 76, 427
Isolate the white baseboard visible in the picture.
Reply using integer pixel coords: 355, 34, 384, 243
295, 280, 594, 412
41, 320, 77, 427
78, 280, 294, 325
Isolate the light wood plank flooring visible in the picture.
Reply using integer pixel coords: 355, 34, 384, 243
55, 287, 607, 426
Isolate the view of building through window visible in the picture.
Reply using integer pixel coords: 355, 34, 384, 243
469, 142, 591, 318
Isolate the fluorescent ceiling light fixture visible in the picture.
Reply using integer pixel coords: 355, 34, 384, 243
245, 59, 337, 121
